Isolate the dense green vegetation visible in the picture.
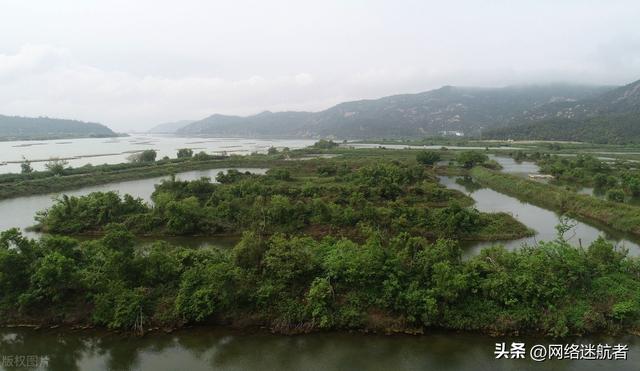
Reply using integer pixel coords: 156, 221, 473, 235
44, 158, 69, 176
455, 151, 488, 168
483, 79, 640, 144
3, 140, 640, 338
416, 151, 441, 165
1, 224, 638, 337
472, 167, 640, 236
36, 159, 530, 242
0, 114, 118, 141
483, 114, 640, 144
537, 154, 640, 197
505, 152, 640, 201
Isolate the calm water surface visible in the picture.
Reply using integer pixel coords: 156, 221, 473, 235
0, 135, 314, 174
439, 176, 640, 257
0, 328, 637, 371
488, 155, 540, 176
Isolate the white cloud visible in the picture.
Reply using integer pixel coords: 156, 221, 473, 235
1, 1, 640, 132
0, 45, 71, 82
0, 45, 324, 130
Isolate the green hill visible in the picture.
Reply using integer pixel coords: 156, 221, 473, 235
147, 120, 195, 134
177, 84, 609, 139
0, 115, 118, 141
483, 79, 640, 144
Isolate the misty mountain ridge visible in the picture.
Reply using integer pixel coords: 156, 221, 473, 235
0, 115, 118, 141
147, 120, 196, 133
177, 83, 614, 139
484, 79, 640, 143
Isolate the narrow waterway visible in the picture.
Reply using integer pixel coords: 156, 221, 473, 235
439, 175, 640, 257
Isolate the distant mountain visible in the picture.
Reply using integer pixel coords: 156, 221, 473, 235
177, 84, 611, 139
147, 120, 195, 134
483, 79, 640, 144
0, 115, 118, 141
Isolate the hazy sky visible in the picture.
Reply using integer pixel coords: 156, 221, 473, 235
1, 0, 639, 131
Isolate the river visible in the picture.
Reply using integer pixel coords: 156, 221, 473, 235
0, 328, 637, 371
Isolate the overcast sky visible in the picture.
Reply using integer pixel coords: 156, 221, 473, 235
1, 0, 639, 131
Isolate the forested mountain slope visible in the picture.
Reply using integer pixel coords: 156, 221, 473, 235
0, 115, 118, 141
178, 84, 609, 139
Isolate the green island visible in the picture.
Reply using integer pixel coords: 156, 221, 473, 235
1, 143, 639, 339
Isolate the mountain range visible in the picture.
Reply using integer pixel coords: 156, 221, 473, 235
172, 83, 620, 139
5, 78, 639, 143
0, 115, 118, 141
147, 120, 195, 134
482, 79, 640, 143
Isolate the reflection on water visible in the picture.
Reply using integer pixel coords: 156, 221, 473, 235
488, 155, 540, 176
0, 168, 267, 237
1, 328, 637, 371
574, 186, 640, 206
439, 176, 640, 257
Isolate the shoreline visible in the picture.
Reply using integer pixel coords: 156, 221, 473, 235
2, 321, 639, 339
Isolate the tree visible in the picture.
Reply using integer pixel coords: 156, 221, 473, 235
45, 158, 69, 176
456, 151, 488, 168
306, 277, 334, 328
267, 169, 291, 181
177, 148, 193, 158
267, 147, 279, 155
165, 197, 205, 234
129, 150, 157, 163
20, 157, 33, 174
312, 139, 339, 149
216, 169, 252, 184
193, 151, 211, 161
606, 188, 625, 203
19, 251, 79, 307
434, 203, 481, 236
416, 151, 441, 166
621, 174, 640, 196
